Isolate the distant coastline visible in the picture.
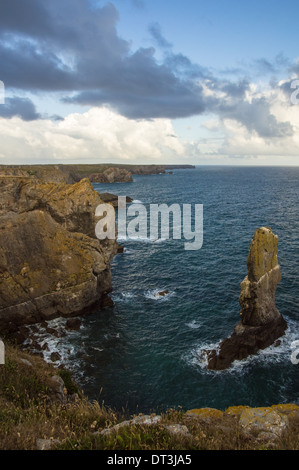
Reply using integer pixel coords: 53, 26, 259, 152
0, 163, 195, 184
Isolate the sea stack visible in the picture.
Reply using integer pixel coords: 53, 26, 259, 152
206, 227, 287, 370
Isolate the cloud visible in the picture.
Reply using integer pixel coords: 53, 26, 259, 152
196, 83, 299, 163
130, 0, 145, 9
0, 0, 210, 120
0, 0, 298, 162
0, 106, 185, 163
1, 95, 298, 167
219, 78, 250, 99
217, 95, 293, 138
204, 78, 294, 139
0, 96, 41, 120
0, 0, 53, 38
253, 53, 290, 76
149, 23, 172, 49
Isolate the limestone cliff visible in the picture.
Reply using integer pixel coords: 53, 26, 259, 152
206, 227, 287, 370
0, 177, 118, 332
96, 192, 133, 208
0, 165, 78, 184
88, 167, 133, 183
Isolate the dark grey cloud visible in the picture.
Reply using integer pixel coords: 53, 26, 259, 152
275, 59, 299, 104
149, 23, 172, 49
131, 0, 145, 9
0, 39, 75, 91
216, 95, 293, 138
64, 43, 208, 119
0, 0, 208, 119
0, 1, 128, 90
0, 97, 41, 120
164, 53, 208, 80
220, 79, 250, 99
254, 53, 290, 76
0, 0, 53, 38
206, 76, 294, 138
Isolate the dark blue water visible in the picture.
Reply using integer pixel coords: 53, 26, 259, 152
45, 167, 299, 413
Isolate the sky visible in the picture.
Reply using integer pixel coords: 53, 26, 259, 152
0, 0, 299, 165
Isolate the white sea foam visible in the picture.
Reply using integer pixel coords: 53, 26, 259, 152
123, 247, 135, 254
184, 316, 299, 374
186, 320, 201, 329
24, 317, 85, 372
117, 235, 167, 243
122, 292, 135, 299
112, 291, 136, 302
144, 289, 175, 301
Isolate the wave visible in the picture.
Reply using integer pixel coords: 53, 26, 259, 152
112, 291, 136, 302
186, 320, 201, 329
183, 316, 299, 375
144, 289, 175, 301
113, 289, 176, 303
123, 247, 135, 254
24, 318, 83, 368
117, 235, 167, 244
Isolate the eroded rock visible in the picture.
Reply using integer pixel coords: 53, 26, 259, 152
0, 177, 118, 331
99, 414, 162, 437
88, 167, 133, 183
206, 227, 287, 370
36, 438, 61, 451
239, 407, 288, 442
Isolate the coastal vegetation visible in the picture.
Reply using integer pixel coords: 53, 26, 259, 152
1, 343, 299, 451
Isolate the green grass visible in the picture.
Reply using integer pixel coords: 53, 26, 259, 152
0, 343, 299, 450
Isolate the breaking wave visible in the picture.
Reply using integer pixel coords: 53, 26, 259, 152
183, 316, 299, 375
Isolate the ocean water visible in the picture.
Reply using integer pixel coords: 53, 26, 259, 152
33, 167, 299, 413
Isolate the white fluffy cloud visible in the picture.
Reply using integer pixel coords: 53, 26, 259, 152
0, 106, 185, 164
194, 82, 299, 165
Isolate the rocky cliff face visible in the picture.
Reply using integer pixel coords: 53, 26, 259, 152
0, 165, 78, 184
88, 167, 133, 183
0, 177, 118, 332
96, 192, 133, 208
206, 227, 287, 370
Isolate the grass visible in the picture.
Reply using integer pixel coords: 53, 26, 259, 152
0, 343, 299, 450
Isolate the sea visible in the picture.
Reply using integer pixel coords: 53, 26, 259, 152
29, 166, 299, 414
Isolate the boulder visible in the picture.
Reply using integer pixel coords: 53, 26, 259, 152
165, 424, 191, 438
36, 438, 61, 450
186, 408, 224, 420
157, 290, 169, 297
48, 375, 66, 402
239, 407, 288, 442
206, 227, 287, 370
99, 414, 162, 437
65, 318, 82, 331
97, 192, 133, 208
